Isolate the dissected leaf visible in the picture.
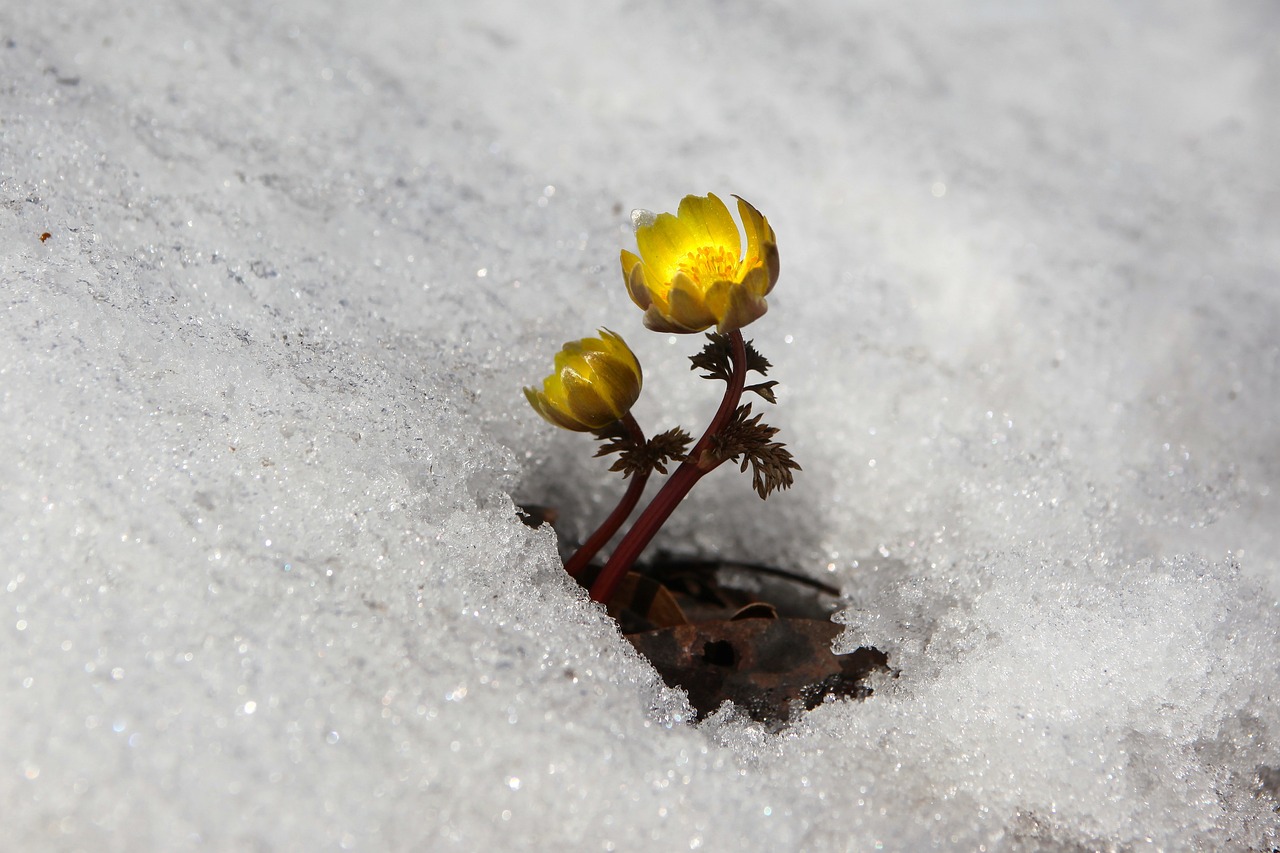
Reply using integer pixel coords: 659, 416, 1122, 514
709, 404, 802, 498
689, 333, 773, 382
745, 381, 779, 404
593, 424, 692, 477
741, 338, 772, 376
644, 427, 694, 474
688, 333, 734, 382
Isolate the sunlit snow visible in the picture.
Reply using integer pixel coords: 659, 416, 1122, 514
3, 1, 1278, 849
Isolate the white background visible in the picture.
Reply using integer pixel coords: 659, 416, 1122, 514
3, 1, 1278, 849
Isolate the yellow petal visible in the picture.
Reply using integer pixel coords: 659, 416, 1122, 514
636, 211, 699, 277
553, 340, 586, 376
760, 216, 780, 290
642, 306, 692, 333
578, 334, 610, 356
701, 278, 735, 320
762, 215, 777, 246
527, 386, 586, 431
677, 193, 741, 260
739, 265, 771, 298
715, 283, 768, 334
561, 369, 615, 429
735, 196, 765, 260
540, 370, 568, 406
622, 250, 653, 310
667, 271, 716, 331
591, 356, 640, 412
620, 249, 643, 280
523, 386, 541, 412
640, 263, 672, 315
733, 197, 779, 292
598, 329, 643, 380
620, 249, 642, 277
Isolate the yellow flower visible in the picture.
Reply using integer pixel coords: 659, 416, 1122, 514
620, 193, 779, 334
524, 329, 643, 432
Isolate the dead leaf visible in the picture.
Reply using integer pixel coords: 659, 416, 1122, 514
626, 618, 890, 725
606, 572, 689, 632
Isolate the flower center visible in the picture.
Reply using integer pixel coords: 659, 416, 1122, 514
678, 245, 739, 288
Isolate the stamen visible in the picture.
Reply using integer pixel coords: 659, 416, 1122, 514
679, 245, 739, 286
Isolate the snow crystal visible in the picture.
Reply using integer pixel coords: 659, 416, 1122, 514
2, 0, 1277, 850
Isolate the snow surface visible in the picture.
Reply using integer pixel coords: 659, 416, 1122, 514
3, 0, 1279, 849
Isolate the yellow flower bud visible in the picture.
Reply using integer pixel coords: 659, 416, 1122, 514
524, 329, 643, 432
620, 193, 779, 334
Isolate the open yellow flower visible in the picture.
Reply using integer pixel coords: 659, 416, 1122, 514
524, 329, 643, 432
620, 193, 779, 334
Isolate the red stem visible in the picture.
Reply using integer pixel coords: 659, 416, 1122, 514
562, 414, 650, 579
589, 331, 748, 604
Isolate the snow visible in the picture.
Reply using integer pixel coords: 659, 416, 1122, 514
3, 0, 1278, 849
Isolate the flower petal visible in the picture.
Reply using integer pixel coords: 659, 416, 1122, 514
522, 386, 542, 413
739, 265, 771, 298
643, 306, 695, 333
668, 271, 716, 331
735, 196, 764, 255
584, 356, 641, 413
560, 369, 616, 429
636, 211, 700, 277
759, 216, 780, 291
620, 248, 642, 278
622, 250, 654, 310
715, 281, 768, 333
553, 339, 586, 372
578, 334, 610, 356
677, 193, 741, 260
540, 369, 569, 407
526, 386, 587, 431
598, 329, 643, 380
701, 278, 734, 321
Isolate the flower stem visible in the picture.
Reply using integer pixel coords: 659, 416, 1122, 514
563, 413, 649, 579
589, 330, 748, 604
